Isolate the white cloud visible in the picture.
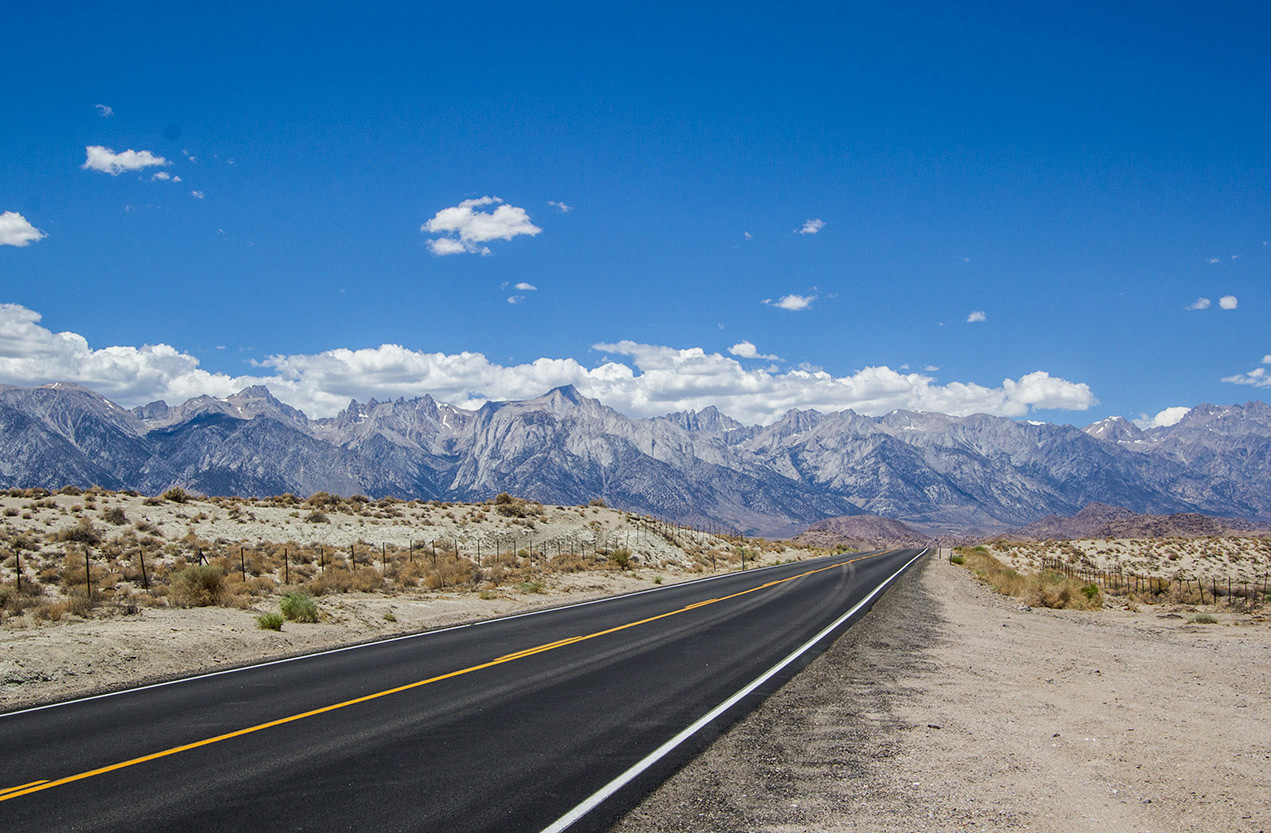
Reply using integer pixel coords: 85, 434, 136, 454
506, 296, 525, 304
796, 219, 826, 235
514, 282, 537, 291
1206, 257, 1220, 264
743, 231, 753, 241
923, 365, 940, 372
1186, 297, 1211, 310
1219, 295, 1238, 310
422, 196, 541, 255
427, 237, 469, 256
1134, 406, 1191, 429
82, 146, 171, 175
190, 190, 205, 200
94, 104, 114, 117
728, 341, 780, 361
0, 303, 1099, 424
967, 310, 987, 323
1222, 355, 1271, 389
0, 212, 47, 247
547, 201, 572, 213
763, 294, 814, 311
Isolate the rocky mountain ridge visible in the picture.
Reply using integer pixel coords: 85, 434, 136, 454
0, 382, 1268, 535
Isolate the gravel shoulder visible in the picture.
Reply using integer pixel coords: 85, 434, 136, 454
609, 553, 1271, 832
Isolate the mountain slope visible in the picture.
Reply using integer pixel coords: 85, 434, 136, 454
0, 383, 1269, 534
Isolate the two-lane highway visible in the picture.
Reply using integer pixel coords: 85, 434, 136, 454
1, 547, 926, 832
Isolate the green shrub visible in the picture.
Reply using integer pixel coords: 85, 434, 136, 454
1191, 613, 1218, 624
101, 506, 128, 525
949, 553, 965, 565
514, 580, 544, 594
279, 592, 319, 623
1081, 583, 1100, 600
256, 612, 284, 630
610, 548, 632, 569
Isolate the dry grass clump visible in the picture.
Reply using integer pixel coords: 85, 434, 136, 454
171, 565, 228, 607
954, 547, 1101, 611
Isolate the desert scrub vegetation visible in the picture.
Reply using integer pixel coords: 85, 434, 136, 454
0, 487, 802, 628
953, 547, 1102, 611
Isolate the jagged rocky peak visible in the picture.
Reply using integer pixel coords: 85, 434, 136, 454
1083, 415, 1146, 444
133, 385, 307, 430
515, 385, 610, 419
658, 405, 747, 435
1167, 401, 1271, 436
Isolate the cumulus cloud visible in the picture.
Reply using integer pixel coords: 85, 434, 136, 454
967, 310, 987, 323
796, 219, 826, 235
763, 294, 814, 311
0, 212, 46, 247
422, 196, 541, 255
1134, 406, 1192, 429
190, 190, 205, 199
0, 304, 1098, 424
82, 145, 171, 175
728, 341, 780, 361
1222, 355, 1271, 389
547, 201, 572, 213
514, 282, 537, 291
1186, 297, 1211, 310
1219, 295, 1238, 310
506, 296, 525, 304
94, 104, 114, 117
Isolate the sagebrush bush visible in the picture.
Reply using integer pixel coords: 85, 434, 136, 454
172, 565, 227, 607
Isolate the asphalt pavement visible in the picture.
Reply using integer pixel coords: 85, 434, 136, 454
0, 547, 925, 832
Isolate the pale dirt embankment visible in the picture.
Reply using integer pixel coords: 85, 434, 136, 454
0, 491, 814, 710
610, 554, 1271, 833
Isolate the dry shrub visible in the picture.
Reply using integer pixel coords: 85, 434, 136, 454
955, 548, 1101, 611
352, 567, 383, 592
171, 565, 227, 607
32, 599, 67, 622
53, 519, 102, 545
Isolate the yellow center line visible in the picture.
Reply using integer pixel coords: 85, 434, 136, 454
2, 550, 894, 803
0, 781, 48, 797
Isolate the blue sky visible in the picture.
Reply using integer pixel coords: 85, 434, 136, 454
1, 2, 1268, 426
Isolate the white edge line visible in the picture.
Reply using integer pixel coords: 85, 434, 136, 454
0, 549, 874, 720
538, 547, 929, 833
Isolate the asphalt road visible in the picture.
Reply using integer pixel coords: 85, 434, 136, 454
1, 548, 926, 832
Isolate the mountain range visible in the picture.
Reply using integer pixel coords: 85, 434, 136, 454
1, 382, 1269, 536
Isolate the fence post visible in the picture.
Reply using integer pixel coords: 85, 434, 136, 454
283, 547, 289, 585
139, 547, 149, 590
240, 547, 247, 583
84, 546, 92, 605
15, 549, 21, 593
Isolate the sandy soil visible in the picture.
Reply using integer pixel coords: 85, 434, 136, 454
985, 536, 1271, 585
610, 553, 1271, 833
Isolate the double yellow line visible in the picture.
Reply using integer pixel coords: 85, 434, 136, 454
1, 550, 890, 803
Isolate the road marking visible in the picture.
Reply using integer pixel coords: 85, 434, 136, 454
0, 550, 899, 804
1, 550, 831, 721
0, 781, 48, 797
539, 548, 928, 833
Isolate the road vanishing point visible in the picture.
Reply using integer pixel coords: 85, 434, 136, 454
1, 548, 926, 832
